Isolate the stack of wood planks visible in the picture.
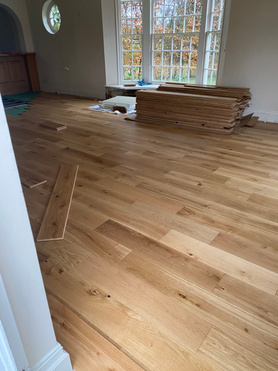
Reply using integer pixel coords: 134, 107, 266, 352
135, 83, 251, 134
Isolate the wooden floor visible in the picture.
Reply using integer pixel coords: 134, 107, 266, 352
8, 93, 278, 370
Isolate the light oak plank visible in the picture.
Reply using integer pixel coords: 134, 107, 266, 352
160, 229, 278, 294
119, 250, 278, 361
48, 294, 143, 371
199, 327, 278, 371
40, 121, 67, 131
37, 164, 79, 241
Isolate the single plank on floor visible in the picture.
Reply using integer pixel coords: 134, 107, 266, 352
18, 165, 47, 188
37, 164, 79, 241
40, 121, 67, 131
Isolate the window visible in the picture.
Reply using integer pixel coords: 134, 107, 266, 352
121, 1, 143, 81
203, 0, 225, 84
152, 0, 202, 83
42, 0, 61, 34
118, 0, 226, 84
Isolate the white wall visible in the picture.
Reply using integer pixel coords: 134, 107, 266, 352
0, 0, 34, 52
221, 0, 278, 122
0, 96, 72, 370
26, 0, 106, 98
101, 0, 119, 85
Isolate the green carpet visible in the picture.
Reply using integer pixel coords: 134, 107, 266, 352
3, 92, 38, 116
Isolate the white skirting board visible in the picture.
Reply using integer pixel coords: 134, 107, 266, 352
31, 343, 72, 371
0, 274, 29, 371
0, 321, 17, 371
244, 107, 278, 123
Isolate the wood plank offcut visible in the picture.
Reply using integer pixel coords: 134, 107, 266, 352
21, 177, 47, 189
37, 164, 79, 241
40, 121, 67, 131
18, 165, 47, 188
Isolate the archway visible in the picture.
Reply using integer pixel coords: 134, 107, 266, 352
0, 5, 26, 53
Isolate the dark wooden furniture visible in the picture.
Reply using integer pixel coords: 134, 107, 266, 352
0, 53, 40, 95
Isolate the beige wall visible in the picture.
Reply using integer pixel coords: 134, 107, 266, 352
26, 0, 106, 98
221, 0, 278, 121
0, 0, 34, 52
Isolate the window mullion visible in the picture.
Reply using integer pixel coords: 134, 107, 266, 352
142, 0, 151, 82
196, 0, 208, 84
116, 0, 123, 84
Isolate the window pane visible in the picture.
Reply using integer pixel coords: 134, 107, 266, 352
122, 36, 132, 50
191, 34, 199, 50
181, 67, 189, 82
163, 35, 172, 50
163, 51, 171, 66
123, 52, 132, 65
194, 15, 201, 32
123, 67, 132, 80
121, 1, 132, 18
190, 68, 197, 83
133, 19, 142, 34
162, 67, 171, 81
211, 70, 217, 85
133, 52, 142, 65
121, 20, 127, 34
214, 52, 219, 69
122, 19, 132, 34
133, 2, 142, 17
214, 0, 222, 12
186, 0, 195, 15
164, 18, 174, 33
172, 67, 180, 81
132, 36, 142, 50
154, 17, 164, 33
133, 67, 142, 80
185, 16, 193, 32
173, 35, 182, 50
153, 0, 164, 17
212, 13, 220, 31
196, 0, 203, 14
165, 6, 175, 17
182, 52, 189, 66
175, 0, 185, 15
175, 17, 184, 33
182, 35, 191, 50
153, 66, 162, 80
208, 52, 213, 69
172, 51, 181, 66
154, 35, 163, 50
190, 51, 198, 67
153, 51, 162, 65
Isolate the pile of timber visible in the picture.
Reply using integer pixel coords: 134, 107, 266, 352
135, 83, 251, 134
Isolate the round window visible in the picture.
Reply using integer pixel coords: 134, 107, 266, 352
42, 0, 61, 34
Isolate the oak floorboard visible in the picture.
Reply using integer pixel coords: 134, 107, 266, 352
7, 93, 278, 370
119, 250, 278, 361
47, 294, 144, 371
160, 229, 278, 294
214, 274, 278, 328
42, 260, 219, 371
199, 327, 278, 371
37, 164, 79, 241
95, 220, 223, 292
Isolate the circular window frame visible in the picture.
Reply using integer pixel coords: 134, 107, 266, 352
42, 0, 61, 34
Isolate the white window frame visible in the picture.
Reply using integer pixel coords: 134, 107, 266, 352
42, 0, 61, 35
116, 0, 230, 85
